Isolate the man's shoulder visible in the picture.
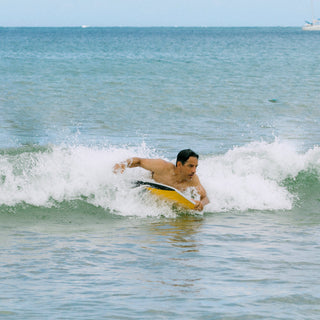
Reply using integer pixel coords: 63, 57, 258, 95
141, 158, 174, 172
154, 159, 175, 175
149, 158, 173, 166
159, 159, 175, 170
191, 174, 201, 186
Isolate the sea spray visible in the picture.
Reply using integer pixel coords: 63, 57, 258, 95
199, 140, 320, 212
0, 141, 319, 216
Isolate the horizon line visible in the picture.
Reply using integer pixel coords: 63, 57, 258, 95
0, 25, 302, 28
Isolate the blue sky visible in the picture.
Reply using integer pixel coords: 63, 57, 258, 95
0, 0, 317, 27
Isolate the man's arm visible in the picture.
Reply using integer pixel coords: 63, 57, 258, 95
113, 157, 141, 173
194, 192, 209, 211
113, 157, 169, 174
193, 176, 209, 211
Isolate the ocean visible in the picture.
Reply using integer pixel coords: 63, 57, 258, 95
0, 27, 320, 319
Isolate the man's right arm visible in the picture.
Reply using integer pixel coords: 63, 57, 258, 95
113, 157, 168, 174
113, 157, 141, 173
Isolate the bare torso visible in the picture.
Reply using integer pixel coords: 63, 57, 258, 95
151, 162, 199, 192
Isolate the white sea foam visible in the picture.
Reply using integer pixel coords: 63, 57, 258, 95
200, 140, 320, 212
0, 141, 319, 216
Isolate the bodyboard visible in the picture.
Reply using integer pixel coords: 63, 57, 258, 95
135, 180, 196, 210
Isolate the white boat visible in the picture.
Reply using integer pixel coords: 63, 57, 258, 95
303, 0, 320, 30
303, 19, 320, 30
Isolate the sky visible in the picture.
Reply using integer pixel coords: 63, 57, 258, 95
0, 0, 317, 27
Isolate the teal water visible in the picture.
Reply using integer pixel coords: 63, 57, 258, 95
0, 27, 320, 319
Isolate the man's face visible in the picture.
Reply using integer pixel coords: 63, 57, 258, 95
179, 156, 198, 180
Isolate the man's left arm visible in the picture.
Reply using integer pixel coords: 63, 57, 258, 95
193, 176, 209, 211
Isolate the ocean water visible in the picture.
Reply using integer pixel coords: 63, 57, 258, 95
0, 27, 320, 319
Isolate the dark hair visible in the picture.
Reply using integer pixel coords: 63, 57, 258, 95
176, 149, 199, 166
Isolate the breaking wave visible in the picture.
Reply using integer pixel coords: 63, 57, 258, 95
0, 140, 319, 217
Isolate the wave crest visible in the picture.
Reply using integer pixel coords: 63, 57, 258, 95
0, 141, 319, 216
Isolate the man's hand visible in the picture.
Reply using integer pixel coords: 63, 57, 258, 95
194, 200, 204, 211
113, 162, 126, 174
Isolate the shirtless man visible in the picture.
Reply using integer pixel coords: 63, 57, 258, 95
113, 149, 209, 211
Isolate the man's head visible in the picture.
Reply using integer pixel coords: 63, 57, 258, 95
176, 149, 199, 180
176, 149, 199, 166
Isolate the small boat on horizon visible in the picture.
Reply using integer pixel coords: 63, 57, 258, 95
303, 0, 320, 30
303, 19, 320, 30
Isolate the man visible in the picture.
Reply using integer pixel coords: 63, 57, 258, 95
113, 149, 209, 211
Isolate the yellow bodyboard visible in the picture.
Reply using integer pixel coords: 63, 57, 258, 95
135, 181, 196, 210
